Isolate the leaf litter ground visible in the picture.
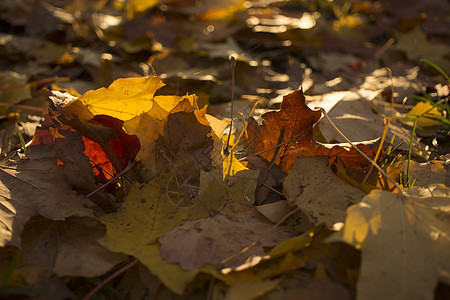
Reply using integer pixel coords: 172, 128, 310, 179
0, 1, 449, 299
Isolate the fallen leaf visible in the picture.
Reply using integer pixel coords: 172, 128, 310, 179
246, 89, 324, 172
137, 243, 201, 295
53, 129, 115, 212
394, 26, 450, 71
331, 184, 450, 300
406, 102, 443, 128
21, 216, 126, 279
124, 94, 221, 181
87, 115, 141, 175
285, 273, 351, 300
246, 89, 378, 172
98, 175, 220, 253
0, 148, 94, 247
199, 166, 260, 207
0, 71, 31, 104
312, 94, 390, 143
224, 277, 282, 300
98, 174, 226, 293
245, 154, 286, 205
54, 114, 140, 180
284, 156, 366, 227
48, 89, 94, 121
406, 160, 449, 188
124, 101, 171, 181
159, 199, 295, 270
154, 111, 216, 184
256, 200, 294, 224
78, 75, 164, 121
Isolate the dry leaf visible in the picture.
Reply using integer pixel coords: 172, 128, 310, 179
224, 277, 282, 300
21, 216, 126, 279
0, 149, 94, 247
246, 89, 379, 172
79, 75, 164, 121
283, 156, 366, 227
159, 199, 295, 270
331, 184, 450, 300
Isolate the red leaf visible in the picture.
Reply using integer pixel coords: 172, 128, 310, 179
88, 115, 140, 176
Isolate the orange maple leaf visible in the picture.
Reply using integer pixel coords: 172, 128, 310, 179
246, 89, 379, 172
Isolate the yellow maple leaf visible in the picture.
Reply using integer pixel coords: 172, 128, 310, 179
331, 184, 450, 300
98, 173, 226, 293
407, 102, 443, 128
79, 75, 164, 121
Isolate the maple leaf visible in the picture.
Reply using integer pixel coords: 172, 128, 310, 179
154, 111, 214, 184
159, 199, 295, 270
285, 273, 352, 300
246, 89, 323, 172
53, 129, 116, 211
224, 277, 283, 300
20, 216, 125, 280
244, 154, 286, 205
97, 173, 226, 292
136, 243, 202, 294
78, 75, 165, 121
283, 156, 366, 227
86, 115, 141, 176
124, 94, 225, 181
0, 148, 94, 247
48, 89, 94, 121
200, 157, 260, 205
246, 89, 378, 172
56, 114, 140, 177
99, 156, 260, 292
98, 175, 218, 252
331, 185, 450, 300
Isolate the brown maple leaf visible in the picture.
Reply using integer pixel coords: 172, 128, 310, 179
246, 89, 378, 172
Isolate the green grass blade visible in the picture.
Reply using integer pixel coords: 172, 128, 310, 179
406, 118, 417, 187
17, 129, 27, 153
420, 59, 450, 81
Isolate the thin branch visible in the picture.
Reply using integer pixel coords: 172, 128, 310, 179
316, 106, 403, 194
86, 161, 134, 198
238, 133, 306, 162
82, 258, 138, 300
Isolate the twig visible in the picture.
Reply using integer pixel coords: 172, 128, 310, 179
86, 161, 134, 198
374, 38, 394, 60
237, 133, 306, 162
82, 258, 138, 300
261, 183, 284, 197
225, 56, 237, 155
362, 118, 390, 184
230, 100, 260, 152
162, 152, 212, 216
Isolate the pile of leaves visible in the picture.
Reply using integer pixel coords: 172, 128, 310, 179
0, 73, 449, 300
0, 0, 449, 299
